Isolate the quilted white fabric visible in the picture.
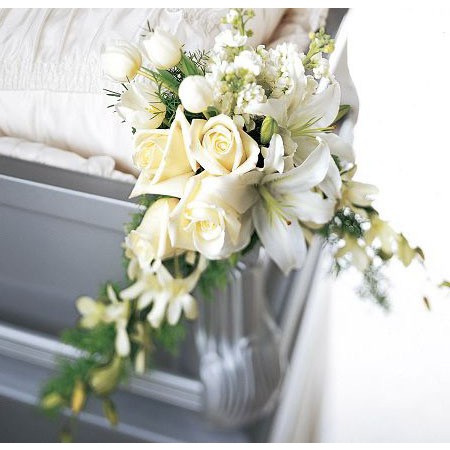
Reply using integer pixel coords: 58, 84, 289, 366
0, 8, 327, 175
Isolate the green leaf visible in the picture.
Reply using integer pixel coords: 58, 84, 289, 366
178, 53, 203, 76
333, 104, 351, 124
439, 281, 450, 288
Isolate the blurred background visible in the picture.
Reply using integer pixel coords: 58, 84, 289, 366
319, 7, 450, 442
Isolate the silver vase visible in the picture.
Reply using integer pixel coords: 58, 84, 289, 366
195, 246, 286, 427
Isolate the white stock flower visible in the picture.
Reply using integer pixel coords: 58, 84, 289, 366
115, 81, 166, 129
124, 198, 181, 270
120, 257, 208, 328
169, 171, 259, 259
142, 28, 182, 70
130, 107, 196, 198
190, 114, 259, 175
252, 139, 336, 274
101, 41, 142, 82
179, 76, 213, 113
214, 29, 247, 48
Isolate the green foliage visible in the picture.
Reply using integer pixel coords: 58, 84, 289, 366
61, 324, 116, 359
198, 256, 238, 299
358, 264, 389, 309
153, 321, 186, 356
320, 208, 365, 242
333, 104, 351, 124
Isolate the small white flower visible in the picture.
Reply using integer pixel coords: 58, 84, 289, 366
234, 50, 263, 76
116, 81, 166, 129
101, 41, 142, 82
215, 29, 248, 48
142, 27, 182, 70
179, 76, 213, 113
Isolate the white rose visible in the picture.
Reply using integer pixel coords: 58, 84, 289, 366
116, 81, 166, 129
124, 198, 181, 270
169, 172, 259, 259
142, 28, 182, 70
179, 76, 213, 113
101, 41, 142, 82
190, 114, 260, 176
130, 107, 197, 198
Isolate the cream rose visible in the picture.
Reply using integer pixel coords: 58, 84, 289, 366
130, 107, 197, 198
124, 198, 181, 270
169, 171, 259, 259
190, 114, 260, 176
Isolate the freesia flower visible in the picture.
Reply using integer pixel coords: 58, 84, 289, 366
130, 107, 196, 198
189, 114, 259, 176
76, 285, 130, 357
120, 257, 208, 328
142, 28, 182, 70
252, 138, 336, 274
101, 41, 142, 82
115, 81, 166, 129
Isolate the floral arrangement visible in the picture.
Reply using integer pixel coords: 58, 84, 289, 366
40, 9, 436, 438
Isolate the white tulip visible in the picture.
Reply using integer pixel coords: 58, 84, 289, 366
116, 82, 166, 129
179, 76, 213, 113
101, 41, 142, 82
142, 28, 182, 70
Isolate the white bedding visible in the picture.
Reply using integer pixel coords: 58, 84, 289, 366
0, 136, 136, 183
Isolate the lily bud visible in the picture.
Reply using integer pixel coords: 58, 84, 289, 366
71, 379, 86, 415
89, 356, 122, 396
179, 75, 213, 113
260, 116, 279, 145
101, 41, 142, 82
142, 28, 182, 70
103, 398, 119, 426
41, 392, 64, 410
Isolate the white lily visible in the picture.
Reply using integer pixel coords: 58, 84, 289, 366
252, 138, 336, 274
248, 77, 351, 200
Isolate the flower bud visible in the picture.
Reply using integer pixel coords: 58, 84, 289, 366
116, 81, 166, 130
89, 356, 122, 396
178, 75, 213, 113
260, 116, 279, 145
142, 28, 182, 70
103, 398, 119, 426
71, 379, 86, 415
41, 392, 64, 410
101, 41, 142, 82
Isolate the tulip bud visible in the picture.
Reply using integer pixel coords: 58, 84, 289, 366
101, 41, 142, 82
260, 116, 279, 145
116, 81, 166, 130
142, 28, 182, 70
178, 75, 213, 113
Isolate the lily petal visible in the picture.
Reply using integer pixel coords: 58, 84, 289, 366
263, 138, 330, 194
284, 190, 336, 224
252, 199, 307, 274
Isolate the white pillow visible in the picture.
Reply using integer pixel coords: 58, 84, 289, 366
0, 8, 315, 174
0, 136, 136, 182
